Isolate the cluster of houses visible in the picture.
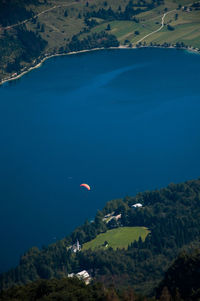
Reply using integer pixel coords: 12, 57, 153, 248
102, 203, 143, 225
68, 270, 91, 285
182, 6, 192, 12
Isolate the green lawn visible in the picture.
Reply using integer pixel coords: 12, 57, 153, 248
90, 20, 156, 44
143, 11, 200, 48
89, 0, 200, 47
82, 227, 150, 251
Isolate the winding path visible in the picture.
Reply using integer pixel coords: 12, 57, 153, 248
3, 2, 78, 31
134, 9, 177, 45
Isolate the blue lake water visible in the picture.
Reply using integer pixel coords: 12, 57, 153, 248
0, 48, 200, 272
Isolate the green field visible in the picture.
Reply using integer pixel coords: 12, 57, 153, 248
82, 227, 150, 251
141, 8, 200, 48
27, 0, 200, 50
89, 0, 200, 47
89, 20, 157, 44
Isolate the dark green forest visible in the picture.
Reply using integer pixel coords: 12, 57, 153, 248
65, 31, 119, 53
0, 26, 47, 79
157, 249, 200, 300
1, 248, 200, 300
0, 0, 40, 27
0, 277, 152, 301
1, 179, 200, 296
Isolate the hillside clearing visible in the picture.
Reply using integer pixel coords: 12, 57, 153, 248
82, 227, 150, 251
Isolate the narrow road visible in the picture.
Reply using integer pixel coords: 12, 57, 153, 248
134, 9, 177, 45
3, 2, 77, 31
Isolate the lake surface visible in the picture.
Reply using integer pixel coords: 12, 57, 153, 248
0, 48, 200, 272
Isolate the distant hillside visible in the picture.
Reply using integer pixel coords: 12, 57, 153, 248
0, 0, 47, 81
1, 0, 200, 83
1, 179, 200, 295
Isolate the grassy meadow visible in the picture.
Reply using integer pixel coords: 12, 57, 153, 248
87, 0, 200, 47
82, 227, 150, 251
27, 0, 200, 50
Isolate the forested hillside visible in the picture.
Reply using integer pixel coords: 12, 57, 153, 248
1, 179, 200, 295
1, 247, 200, 300
0, 277, 154, 301
0, 26, 47, 74
0, 278, 134, 301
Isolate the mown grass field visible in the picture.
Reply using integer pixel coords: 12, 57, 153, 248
82, 227, 150, 251
89, 0, 200, 47
138, 7, 200, 47
90, 20, 157, 44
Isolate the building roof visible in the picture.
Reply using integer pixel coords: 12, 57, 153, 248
131, 203, 143, 208
76, 270, 90, 279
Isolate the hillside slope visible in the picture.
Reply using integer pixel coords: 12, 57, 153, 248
1, 248, 200, 300
157, 249, 200, 300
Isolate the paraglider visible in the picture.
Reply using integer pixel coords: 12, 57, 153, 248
80, 183, 91, 190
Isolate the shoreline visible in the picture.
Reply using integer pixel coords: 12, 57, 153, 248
0, 48, 107, 86
1, 45, 199, 86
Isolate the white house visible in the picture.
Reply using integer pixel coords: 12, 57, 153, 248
131, 203, 143, 208
76, 270, 91, 285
